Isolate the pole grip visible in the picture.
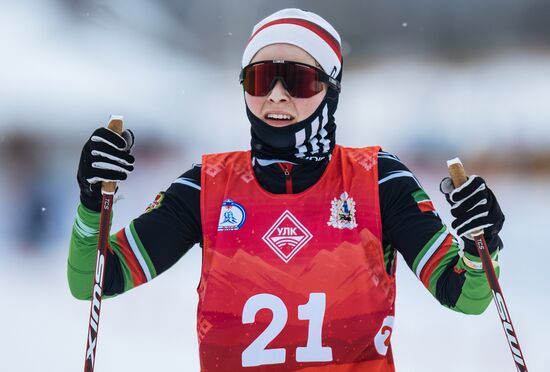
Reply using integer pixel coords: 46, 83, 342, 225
101, 115, 124, 195
446, 157, 468, 188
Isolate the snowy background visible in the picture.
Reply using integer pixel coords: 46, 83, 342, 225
1, 0, 549, 371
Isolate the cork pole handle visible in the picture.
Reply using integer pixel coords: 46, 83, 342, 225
101, 115, 124, 194
446, 157, 468, 188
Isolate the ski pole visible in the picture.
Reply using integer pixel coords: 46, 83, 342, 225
447, 158, 528, 372
83, 115, 124, 372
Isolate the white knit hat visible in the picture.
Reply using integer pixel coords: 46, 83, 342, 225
242, 8, 342, 77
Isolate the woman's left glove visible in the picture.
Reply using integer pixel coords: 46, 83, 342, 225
440, 175, 505, 253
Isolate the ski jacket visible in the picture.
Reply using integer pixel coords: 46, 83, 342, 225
68, 148, 500, 326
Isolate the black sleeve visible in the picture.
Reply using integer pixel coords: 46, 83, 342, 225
378, 151, 445, 268
377, 150, 465, 308
104, 165, 202, 295
134, 165, 202, 273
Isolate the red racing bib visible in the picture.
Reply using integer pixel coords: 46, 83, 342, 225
198, 145, 396, 371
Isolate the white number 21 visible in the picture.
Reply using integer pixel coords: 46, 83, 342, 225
242, 293, 333, 367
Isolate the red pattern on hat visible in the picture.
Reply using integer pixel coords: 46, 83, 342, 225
247, 18, 342, 63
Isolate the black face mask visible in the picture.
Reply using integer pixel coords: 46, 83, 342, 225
247, 83, 340, 165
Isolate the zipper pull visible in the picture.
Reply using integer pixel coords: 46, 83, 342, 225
277, 163, 294, 194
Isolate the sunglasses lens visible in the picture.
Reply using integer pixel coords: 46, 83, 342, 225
242, 62, 324, 98
292, 64, 322, 98
242, 63, 274, 97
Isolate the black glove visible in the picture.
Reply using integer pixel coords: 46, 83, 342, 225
440, 175, 505, 254
77, 127, 135, 211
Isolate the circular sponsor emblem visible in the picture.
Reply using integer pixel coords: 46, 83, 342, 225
217, 199, 246, 231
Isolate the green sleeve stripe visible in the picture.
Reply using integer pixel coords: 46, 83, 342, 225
453, 265, 500, 314
75, 214, 98, 238
107, 223, 155, 287
73, 204, 134, 295
412, 189, 430, 203
77, 204, 102, 225
128, 222, 157, 278
69, 203, 155, 298
108, 231, 136, 292
427, 238, 460, 295
68, 204, 103, 300
451, 248, 500, 314
464, 250, 499, 264
383, 244, 395, 272
122, 224, 153, 281
413, 225, 448, 275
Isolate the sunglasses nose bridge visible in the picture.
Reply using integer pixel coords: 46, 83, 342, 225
267, 77, 291, 102
269, 76, 289, 93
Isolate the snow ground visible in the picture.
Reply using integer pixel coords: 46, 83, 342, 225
1, 174, 548, 372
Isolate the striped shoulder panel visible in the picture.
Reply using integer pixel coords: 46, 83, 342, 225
109, 222, 157, 291
378, 170, 423, 189
377, 151, 423, 189
377, 150, 401, 161
173, 177, 201, 191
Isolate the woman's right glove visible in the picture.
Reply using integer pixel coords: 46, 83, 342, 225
77, 127, 135, 212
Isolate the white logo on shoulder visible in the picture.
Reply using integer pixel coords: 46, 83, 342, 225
218, 199, 246, 231
327, 192, 358, 229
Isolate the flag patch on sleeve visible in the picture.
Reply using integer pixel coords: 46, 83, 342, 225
412, 189, 435, 213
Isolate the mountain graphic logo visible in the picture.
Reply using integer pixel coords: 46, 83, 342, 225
262, 210, 313, 263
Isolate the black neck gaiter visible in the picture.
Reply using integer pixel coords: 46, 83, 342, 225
248, 87, 340, 164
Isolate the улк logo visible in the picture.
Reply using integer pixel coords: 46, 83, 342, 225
327, 192, 358, 229
218, 199, 246, 231
262, 210, 313, 263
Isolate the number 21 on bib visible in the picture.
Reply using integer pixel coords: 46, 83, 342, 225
242, 293, 332, 367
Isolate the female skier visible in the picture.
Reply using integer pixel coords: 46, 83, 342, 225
69, 8, 504, 371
